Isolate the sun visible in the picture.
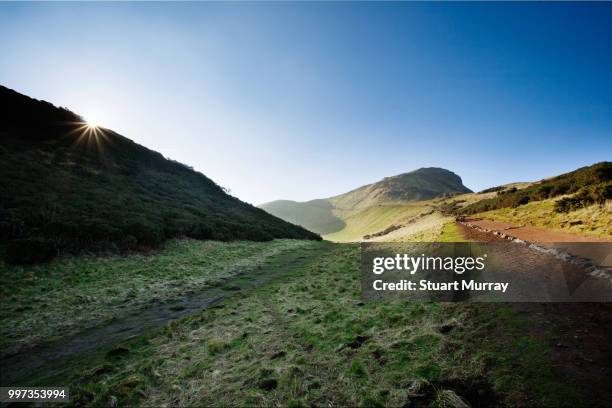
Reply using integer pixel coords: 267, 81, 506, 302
85, 121, 99, 129
68, 111, 110, 150
84, 117, 102, 129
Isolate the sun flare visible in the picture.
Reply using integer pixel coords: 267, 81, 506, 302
68, 112, 109, 151
84, 115, 102, 129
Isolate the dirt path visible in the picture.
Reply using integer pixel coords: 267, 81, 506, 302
458, 221, 612, 407
464, 218, 610, 243
460, 218, 612, 274
0, 242, 336, 386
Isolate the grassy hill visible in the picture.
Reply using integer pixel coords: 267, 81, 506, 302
460, 162, 611, 215
256, 199, 345, 235
330, 167, 471, 210
260, 168, 471, 239
324, 204, 433, 242
0, 86, 319, 263
263, 163, 611, 243
471, 197, 611, 239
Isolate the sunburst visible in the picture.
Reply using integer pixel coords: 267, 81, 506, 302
65, 117, 110, 153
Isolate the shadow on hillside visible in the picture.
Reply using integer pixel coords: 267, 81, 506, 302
261, 199, 346, 235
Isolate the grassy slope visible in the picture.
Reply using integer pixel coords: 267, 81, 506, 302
0, 86, 318, 259
27, 244, 578, 407
324, 204, 430, 242
0, 239, 315, 355
328, 168, 471, 211
325, 181, 610, 243
259, 199, 345, 235
260, 168, 471, 237
475, 198, 611, 239
460, 162, 611, 216
437, 222, 469, 242
321, 182, 528, 243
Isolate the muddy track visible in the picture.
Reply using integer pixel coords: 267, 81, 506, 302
460, 218, 610, 243
457, 221, 612, 407
0, 243, 335, 386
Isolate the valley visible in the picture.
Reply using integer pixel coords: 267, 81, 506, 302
261, 164, 610, 244
1, 87, 610, 407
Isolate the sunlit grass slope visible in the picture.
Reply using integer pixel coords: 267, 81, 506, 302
260, 168, 471, 238
476, 198, 611, 239
324, 204, 430, 242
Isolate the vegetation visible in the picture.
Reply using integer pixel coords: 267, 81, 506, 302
260, 168, 471, 236
23, 244, 582, 407
554, 183, 612, 213
475, 198, 612, 239
479, 186, 505, 194
0, 239, 317, 355
328, 167, 472, 210
437, 222, 469, 242
436, 200, 465, 216
324, 204, 428, 242
460, 162, 611, 215
2, 87, 608, 408
259, 199, 345, 235
0, 86, 319, 264
363, 224, 403, 240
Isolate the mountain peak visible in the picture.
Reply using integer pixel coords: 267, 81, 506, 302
260, 167, 471, 235
331, 167, 471, 210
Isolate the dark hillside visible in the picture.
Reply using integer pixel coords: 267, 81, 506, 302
259, 199, 345, 235
0, 86, 319, 263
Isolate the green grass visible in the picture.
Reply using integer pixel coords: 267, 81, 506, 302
0, 239, 315, 355
35, 244, 581, 407
437, 222, 469, 242
460, 162, 611, 216
324, 204, 429, 242
476, 199, 611, 239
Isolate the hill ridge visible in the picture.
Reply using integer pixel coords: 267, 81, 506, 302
259, 167, 471, 235
0, 85, 320, 263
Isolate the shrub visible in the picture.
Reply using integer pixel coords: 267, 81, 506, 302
119, 235, 138, 250
498, 187, 517, 195
515, 195, 530, 207
461, 162, 611, 215
554, 183, 612, 213
479, 186, 504, 194
6, 238, 56, 265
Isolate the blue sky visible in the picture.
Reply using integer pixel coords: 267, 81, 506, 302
1, 2, 610, 204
